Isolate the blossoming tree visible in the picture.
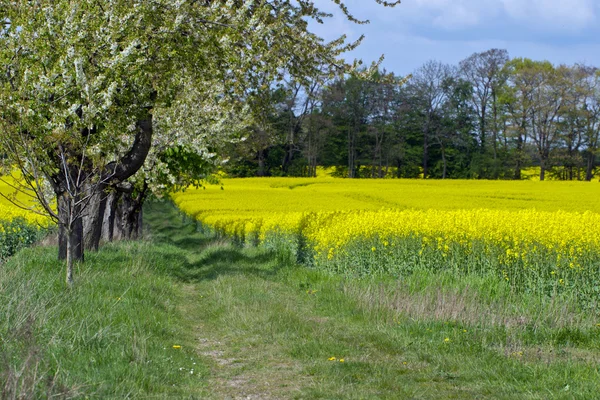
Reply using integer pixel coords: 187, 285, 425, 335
0, 0, 399, 285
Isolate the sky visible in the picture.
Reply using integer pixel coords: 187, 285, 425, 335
310, 0, 600, 76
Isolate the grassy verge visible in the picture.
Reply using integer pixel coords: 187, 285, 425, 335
2, 201, 600, 398
0, 216, 210, 398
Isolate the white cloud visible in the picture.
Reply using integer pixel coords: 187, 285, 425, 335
389, 0, 597, 31
501, 0, 596, 30
407, 0, 499, 29
306, 1, 600, 76
353, 30, 600, 75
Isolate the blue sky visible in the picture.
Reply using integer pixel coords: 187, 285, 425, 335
311, 0, 600, 76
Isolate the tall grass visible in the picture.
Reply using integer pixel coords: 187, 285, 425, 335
0, 241, 208, 398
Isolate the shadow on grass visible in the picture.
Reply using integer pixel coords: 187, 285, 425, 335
142, 201, 283, 283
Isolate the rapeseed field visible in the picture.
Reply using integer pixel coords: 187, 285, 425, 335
0, 177, 51, 259
173, 177, 600, 305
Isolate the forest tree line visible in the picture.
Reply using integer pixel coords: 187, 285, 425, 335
225, 49, 600, 181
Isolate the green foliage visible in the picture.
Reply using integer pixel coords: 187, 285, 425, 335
0, 218, 48, 261
223, 52, 600, 181
158, 145, 215, 190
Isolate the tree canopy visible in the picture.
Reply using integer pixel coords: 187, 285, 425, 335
0, 0, 400, 284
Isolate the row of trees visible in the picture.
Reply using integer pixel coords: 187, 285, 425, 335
226, 49, 600, 181
0, 0, 400, 283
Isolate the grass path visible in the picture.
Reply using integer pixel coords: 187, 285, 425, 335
4, 201, 598, 398
145, 202, 600, 399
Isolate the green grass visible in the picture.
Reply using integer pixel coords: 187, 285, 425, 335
2, 201, 600, 398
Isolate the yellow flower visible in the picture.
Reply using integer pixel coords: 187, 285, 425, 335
444, 338, 451, 343
171, 175, 600, 296
339, 359, 345, 363
328, 357, 336, 361
173, 345, 182, 349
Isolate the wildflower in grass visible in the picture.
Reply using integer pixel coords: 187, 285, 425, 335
339, 359, 345, 363
371, 247, 376, 252
173, 345, 182, 349
328, 357, 337, 361
444, 338, 451, 343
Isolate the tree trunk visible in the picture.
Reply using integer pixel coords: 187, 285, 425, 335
479, 110, 486, 154
65, 221, 83, 286
62, 191, 84, 286
347, 127, 356, 178
257, 149, 266, 177
441, 146, 447, 179
585, 153, 595, 181
101, 191, 121, 242
58, 192, 83, 262
116, 193, 139, 240
66, 232, 74, 287
540, 159, 546, 181
492, 92, 499, 160
423, 130, 429, 179
137, 207, 144, 237
83, 183, 108, 251
514, 126, 524, 180
112, 183, 147, 241
58, 220, 67, 261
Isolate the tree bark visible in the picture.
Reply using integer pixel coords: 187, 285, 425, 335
83, 183, 108, 251
441, 146, 447, 179
257, 149, 266, 177
540, 159, 546, 181
111, 182, 148, 241
65, 220, 83, 286
347, 127, 356, 178
423, 126, 429, 179
514, 120, 526, 180
66, 233, 74, 286
101, 191, 120, 242
115, 193, 140, 240
81, 108, 153, 250
479, 108, 486, 154
105, 110, 154, 183
58, 192, 84, 262
585, 152, 596, 181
